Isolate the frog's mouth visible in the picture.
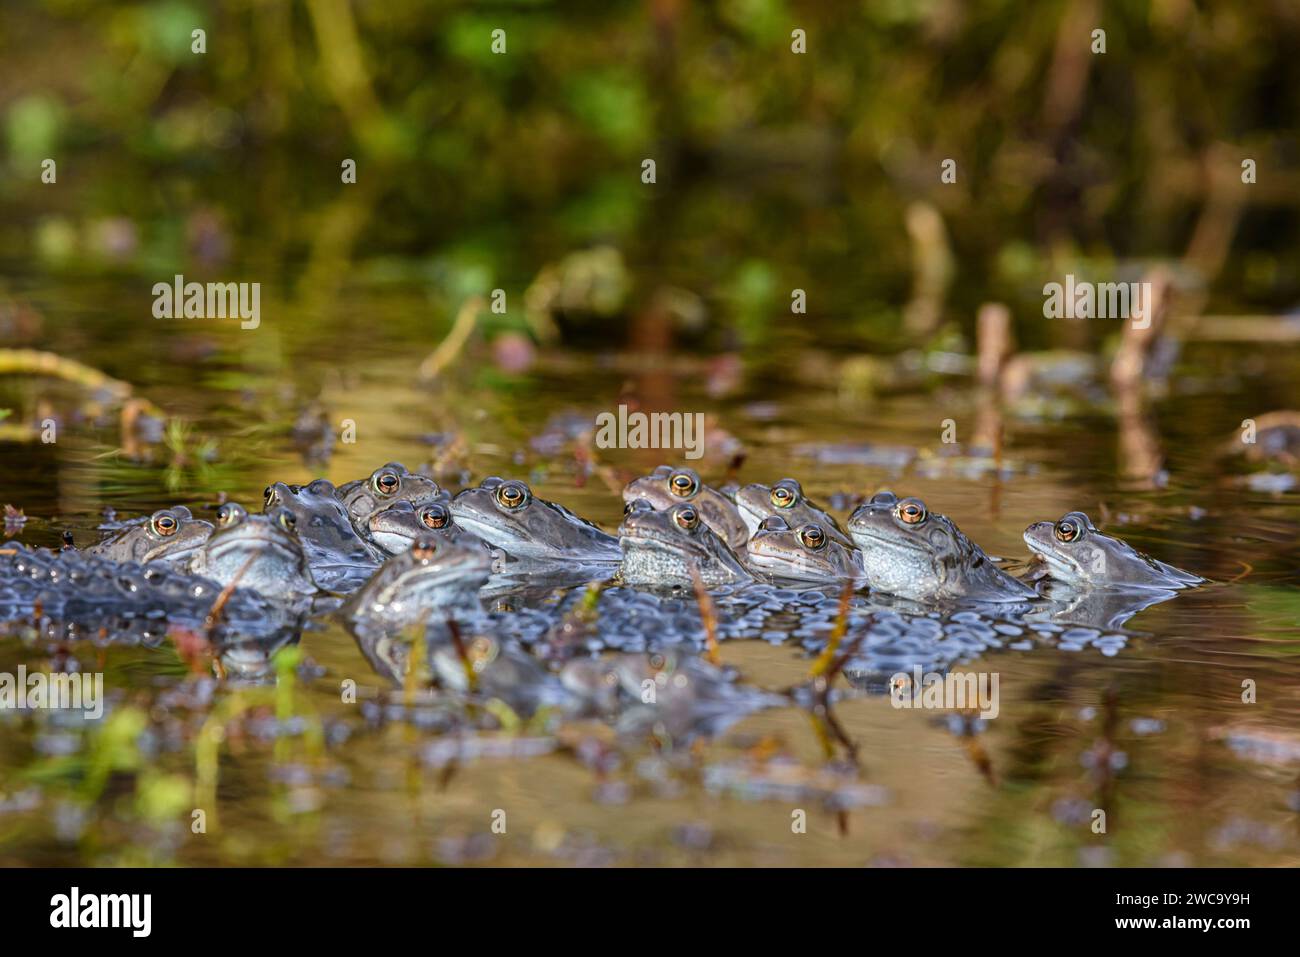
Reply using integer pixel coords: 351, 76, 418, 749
849, 525, 930, 556
140, 537, 208, 565
619, 525, 715, 566
206, 527, 304, 568
449, 509, 533, 554
1023, 535, 1083, 580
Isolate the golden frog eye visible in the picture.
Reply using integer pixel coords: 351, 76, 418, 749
1055, 519, 1081, 543
411, 538, 437, 561
798, 524, 826, 550
373, 470, 400, 495
896, 499, 927, 525
263, 485, 278, 508
673, 505, 699, 531
668, 470, 699, 498
420, 504, 450, 529
151, 512, 178, 537
277, 510, 297, 531
216, 503, 246, 527
495, 481, 530, 510
770, 481, 799, 508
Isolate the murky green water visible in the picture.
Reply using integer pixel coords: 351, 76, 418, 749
2, 274, 1299, 867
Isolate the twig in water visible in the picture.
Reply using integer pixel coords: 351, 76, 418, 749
688, 564, 722, 666
807, 581, 855, 679
418, 297, 485, 382
445, 618, 477, 693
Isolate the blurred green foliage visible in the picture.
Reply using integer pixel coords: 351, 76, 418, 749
0, 0, 1297, 351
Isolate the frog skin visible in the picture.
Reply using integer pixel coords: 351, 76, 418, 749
188, 503, 319, 600
344, 536, 493, 628
367, 499, 504, 572
623, 465, 750, 552
263, 479, 382, 590
745, 515, 865, 585
450, 477, 621, 567
846, 491, 1036, 602
86, 505, 213, 567
1023, 511, 1204, 590
734, 478, 854, 548
618, 500, 752, 589
335, 462, 444, 536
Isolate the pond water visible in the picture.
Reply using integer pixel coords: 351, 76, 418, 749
2, 271, 1298, 868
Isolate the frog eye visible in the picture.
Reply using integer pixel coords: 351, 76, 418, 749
870, 490, 898, 507
276, 510, 297, 531
372, 470, 401, 496
216, 503, 247, 527
263, 486, 278, 508
420, 504, 450, 529
623, 501, 635, 516
411, 538, 438, 561
668, 470, 699, 498
798, 524, 826, 550
151, 512, 179, 537
1054, 518, 1083, 543
896, 499, 928, 526
495, 482, 529, 509
770, 480, 801, 509
673, 505, 699, 531
495, 481, 531, 510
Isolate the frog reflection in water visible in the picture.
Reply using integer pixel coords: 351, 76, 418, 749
87, 506, 213, 566
734, 478, 854, 548
189, 503, 319, 600
847, 491, 1036, 603
618, 500, 751, 588
451, 477, 621, 567
623, 466, 750, 552
745, 515, 864, 584
263, 479, 381, 589
1024, 511, 1204, 590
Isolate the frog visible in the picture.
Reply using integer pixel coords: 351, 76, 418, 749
189, 503, 319, 600
86, 505, 213, 567
846, 490, 1036, 602
618, 499, 751, 589
1023, 511, 1203, 590
366, 498, 504, 569
733, 478, 854, 548
263, 479, 382, 590
335, 462, 444, 536
344, 536, 493, 627
744, 515, 865, 585
450, 477, 621, 568
622, 465, 750, 552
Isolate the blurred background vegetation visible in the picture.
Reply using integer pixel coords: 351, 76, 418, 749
2, 0, 1298, 363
